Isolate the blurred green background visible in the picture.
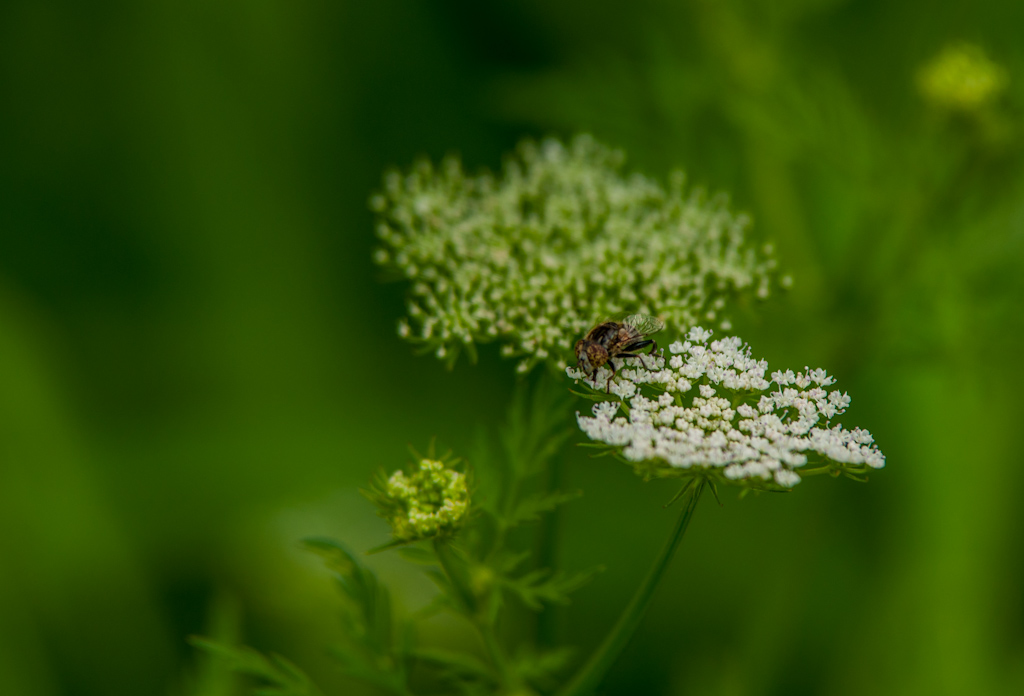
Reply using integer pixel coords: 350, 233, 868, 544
2, 1, 1023, 694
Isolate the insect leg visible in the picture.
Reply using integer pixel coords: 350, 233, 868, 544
638, 339, 661, 367
620, 350, 658, 370
605, 360, 617, 393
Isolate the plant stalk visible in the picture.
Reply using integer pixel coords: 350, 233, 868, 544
433, 539, 515, 686
432, 538, 477, 615
556, 478, 706, 696
535, 453, 566, 648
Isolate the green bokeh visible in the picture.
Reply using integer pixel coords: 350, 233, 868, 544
1, 1, 1022, 694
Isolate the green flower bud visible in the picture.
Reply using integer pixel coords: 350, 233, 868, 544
917, 42, 1008, 112
367, 456, 470, 542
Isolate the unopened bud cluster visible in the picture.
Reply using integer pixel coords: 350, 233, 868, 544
371, 458, 469, 541
917, 42, 1008, 112
372, 135, 778, 372
568, 327, 884, 490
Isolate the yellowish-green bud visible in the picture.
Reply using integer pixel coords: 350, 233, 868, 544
917, 42, 1008, 112
370, 457, 470, 542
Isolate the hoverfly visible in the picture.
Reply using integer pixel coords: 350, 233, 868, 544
574, 313, 665, 392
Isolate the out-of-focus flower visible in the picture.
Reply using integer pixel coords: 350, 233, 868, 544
372, 135, 778, 371
917, 42, 1008, 112
365, 456, 470, 541
568, 327, 884, 490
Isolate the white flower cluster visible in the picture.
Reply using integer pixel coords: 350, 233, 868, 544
372, 135, 778, 371
567, 327, 884, 489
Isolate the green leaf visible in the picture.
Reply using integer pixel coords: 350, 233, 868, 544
408, 593, 450, 624
502, 566, 605, 610
327, 645, 408, 695
568, 388, 614, 401
512, 645, 577, 690
507, 490, 583, 527
397, 544, 438, 565
431, 540, 479, 615
708, 478, 723, 507
411, 648, 497, 682
494, 549, 532, 574
303, 538, 391, 646
663, 478, 696, 508
500, 376, 574, 480
300, 538, 408, 693
422, 568, 470, 619
583, 446, 621, 458
366, 538, 413, 555
188, 638, 323, 696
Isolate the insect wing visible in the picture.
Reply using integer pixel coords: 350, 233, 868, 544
622, 313, 664, 336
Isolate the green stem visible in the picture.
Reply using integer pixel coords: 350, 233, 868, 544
535, 453, 566, 648
433, 539, 515, 686
556, 478, 706, 696
476, 622, 510, 682
432, 538, 477, 615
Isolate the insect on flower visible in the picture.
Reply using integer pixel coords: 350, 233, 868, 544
575, 314, 665, 392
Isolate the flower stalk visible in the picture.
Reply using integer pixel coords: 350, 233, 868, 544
556, 478, 706, 696
535, 453, 567, 648
432, 538, 518, 690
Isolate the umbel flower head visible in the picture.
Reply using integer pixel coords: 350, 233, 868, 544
917, 42, 1009, 112
364, 453, 470, 542
371, 135, 779, 372
568, 327, 885, 491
